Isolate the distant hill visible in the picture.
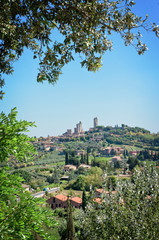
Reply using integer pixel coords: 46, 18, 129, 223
59, 125, 159, 152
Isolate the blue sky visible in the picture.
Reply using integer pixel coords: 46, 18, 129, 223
0, 0, 159, 137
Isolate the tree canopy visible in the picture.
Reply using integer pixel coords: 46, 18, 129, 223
1, 0, 159, 99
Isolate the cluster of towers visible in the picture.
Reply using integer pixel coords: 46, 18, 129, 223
65, 117, 98, 136
74, 121, 83, 134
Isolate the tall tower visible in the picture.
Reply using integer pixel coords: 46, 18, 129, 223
74, 121, 83, 134
79, 121, 82, 133
76, 123, 80, 134
94, 117, 98, 129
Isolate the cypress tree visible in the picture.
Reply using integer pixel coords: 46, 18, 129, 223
81, 154, 84, 163
71, 151, 75, 158
66, 198, 74, 240
154, 152, 157, 161
84, 154, 87, 164
126, 150, 129, 156
86, 153, 89, 165
123, 150, 127, 158
65, 151, 69, 165
82, 189, 87, 211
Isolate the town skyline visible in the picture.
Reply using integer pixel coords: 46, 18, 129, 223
63, 117, 98, 137
36, 118, 157, 139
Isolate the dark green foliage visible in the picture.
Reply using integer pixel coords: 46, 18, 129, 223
71, 151, 75, 158
86, 153, 89, 165
126, 150, 129, 156
114, 160, 121, 169
77, 167, 86, 175
138, 150, 159, 161
80, 154, 84, 164
65, 151, 69, 165
84, 154, 87, 164
82, 190, 87, 211
58, 221, 67, 240
87, 147, 91, 154
67, 198, 74, 240
127, 157, 140, 170
65, 150, 80, 166
71, 175, 86, 191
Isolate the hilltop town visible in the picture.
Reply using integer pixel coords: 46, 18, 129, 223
1, 115, 159, 239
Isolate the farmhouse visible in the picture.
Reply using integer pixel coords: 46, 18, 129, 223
47, 194, 82, 209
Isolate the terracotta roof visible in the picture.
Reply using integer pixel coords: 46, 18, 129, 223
55, 194, 67, 201
96, 189, 109, 194
94, 198, 102, 204
71, 196, 82, 204
96, 189, 117, 195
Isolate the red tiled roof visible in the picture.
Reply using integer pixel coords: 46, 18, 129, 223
55, 194, 67, 201
94, 198, 102, 204
96, 189, 109, 194
96, 189, 117, 196
71, 196, 82, 204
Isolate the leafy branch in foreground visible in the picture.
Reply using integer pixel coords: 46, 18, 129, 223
0, 107, 36, 162
0, 0, 159, 98
0, 108, 56, 239
0, 168, 56, 240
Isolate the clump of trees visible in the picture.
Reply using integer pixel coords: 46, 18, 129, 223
47, 168, 60, 184
69, 167, 103, 191
65, 150, 89, 166
138, 150, 159, 161
65, 151, 80, 166
79, 165, 159, 240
